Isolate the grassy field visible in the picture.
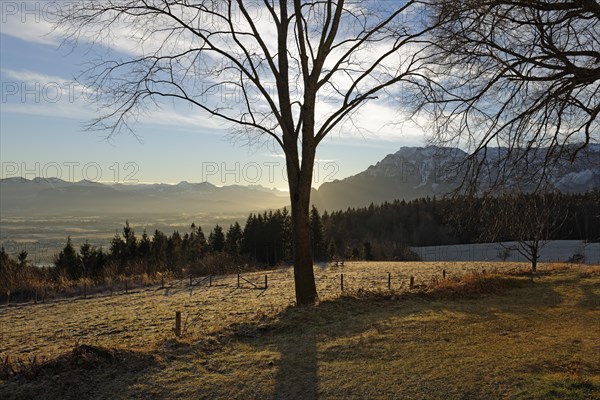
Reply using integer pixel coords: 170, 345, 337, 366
1, 262, 599, 399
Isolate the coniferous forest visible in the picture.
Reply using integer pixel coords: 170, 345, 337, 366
1, 191, 598, 302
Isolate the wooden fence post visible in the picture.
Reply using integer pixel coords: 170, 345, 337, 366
442, 269, 446, 279
237, 274, 240, 288
388, 273, 391, 290
175, 311, 181, 337
161, 276, 164, 289
209, 275, 212, 287
265, 275, 268, 290
341, 274, 344, 292
189, 275, 193, 287
409, 276, 414, 289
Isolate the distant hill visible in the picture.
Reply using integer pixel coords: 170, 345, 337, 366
0, 178, 290, 216
3, 145, 598, 216
312, 144, 600, 211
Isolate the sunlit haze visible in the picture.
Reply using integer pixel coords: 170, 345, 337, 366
0, 2, 427, 190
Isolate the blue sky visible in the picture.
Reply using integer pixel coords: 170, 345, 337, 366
0, 1, 426, 190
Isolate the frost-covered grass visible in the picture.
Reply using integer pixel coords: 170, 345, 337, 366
414, 240, 600, 264
1, 262, 599, 399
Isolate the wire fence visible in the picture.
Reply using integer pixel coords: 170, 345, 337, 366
3, 260, 550, 311
2, 261, 586, 357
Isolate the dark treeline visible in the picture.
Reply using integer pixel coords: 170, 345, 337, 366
1, 191, 598, 302
323, 191, 599, 260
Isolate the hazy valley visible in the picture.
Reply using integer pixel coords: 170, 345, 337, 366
2, 145, 599, 263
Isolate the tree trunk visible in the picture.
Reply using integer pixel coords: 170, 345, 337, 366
289, 175, 318, 305
531, 241, 538, 275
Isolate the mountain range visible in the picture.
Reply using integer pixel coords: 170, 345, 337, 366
312, 144, 600, 211
0, 178, 289, 216
1, 145, 598, 216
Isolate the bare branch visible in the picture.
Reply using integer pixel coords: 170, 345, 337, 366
425, 0, 600, 194
54, 0, 442, 305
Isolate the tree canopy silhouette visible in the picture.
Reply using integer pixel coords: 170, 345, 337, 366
425, 0, 600, 193
56, 0, 445, 305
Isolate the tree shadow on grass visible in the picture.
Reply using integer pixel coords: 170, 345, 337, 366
0, 344, 162, 400
242, 275, 575, 399
272, 330, 318, 400
3, 274, 590, 400
577, 280, 600, 310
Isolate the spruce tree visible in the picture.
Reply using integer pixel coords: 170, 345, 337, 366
209, 225, 225, 252
310, 206, 325, 262
327, 241, 337, 262
56, 237, 81, 280
362, 240, 374, 261
225, 222, 243, 256
152, 230, 168, 271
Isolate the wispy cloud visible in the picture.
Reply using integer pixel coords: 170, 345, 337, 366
1, 67, 225, 132
1, 16, 59, 46
2, 2, 431, 144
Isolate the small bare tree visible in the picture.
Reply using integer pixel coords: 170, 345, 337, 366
56, 1, 445, 305
425, 0, 600, 194
483, 193, 567, 274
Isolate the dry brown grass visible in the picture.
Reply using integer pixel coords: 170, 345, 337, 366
580, 266, 600, 278
1, 261, 599, 399
0, 261, 516, 359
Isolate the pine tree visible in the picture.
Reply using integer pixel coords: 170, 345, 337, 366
0, 247, 17, 302
79, 241, 107, 278
327, 241, 337, 262
151, 230, 168, 271
186, 223, 206, 264
166, 231, 183, 271
17, 250, 28, 267
310, 206, 325, 261
242, 214, 258, 261
225, 222, 243, 256
56, 237, 81, 280
281, 207, 293, 261
79, 241, 92, 277
362, 240, 374, 261
209, 225, 225, 252
122, 220, 138, 261
138, 230, 152, 271
110, 233, 126, 269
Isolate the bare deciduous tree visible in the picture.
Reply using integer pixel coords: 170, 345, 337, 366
482, 192, 567, 274
56, 1, 442, 305
425, 0, 600, 194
